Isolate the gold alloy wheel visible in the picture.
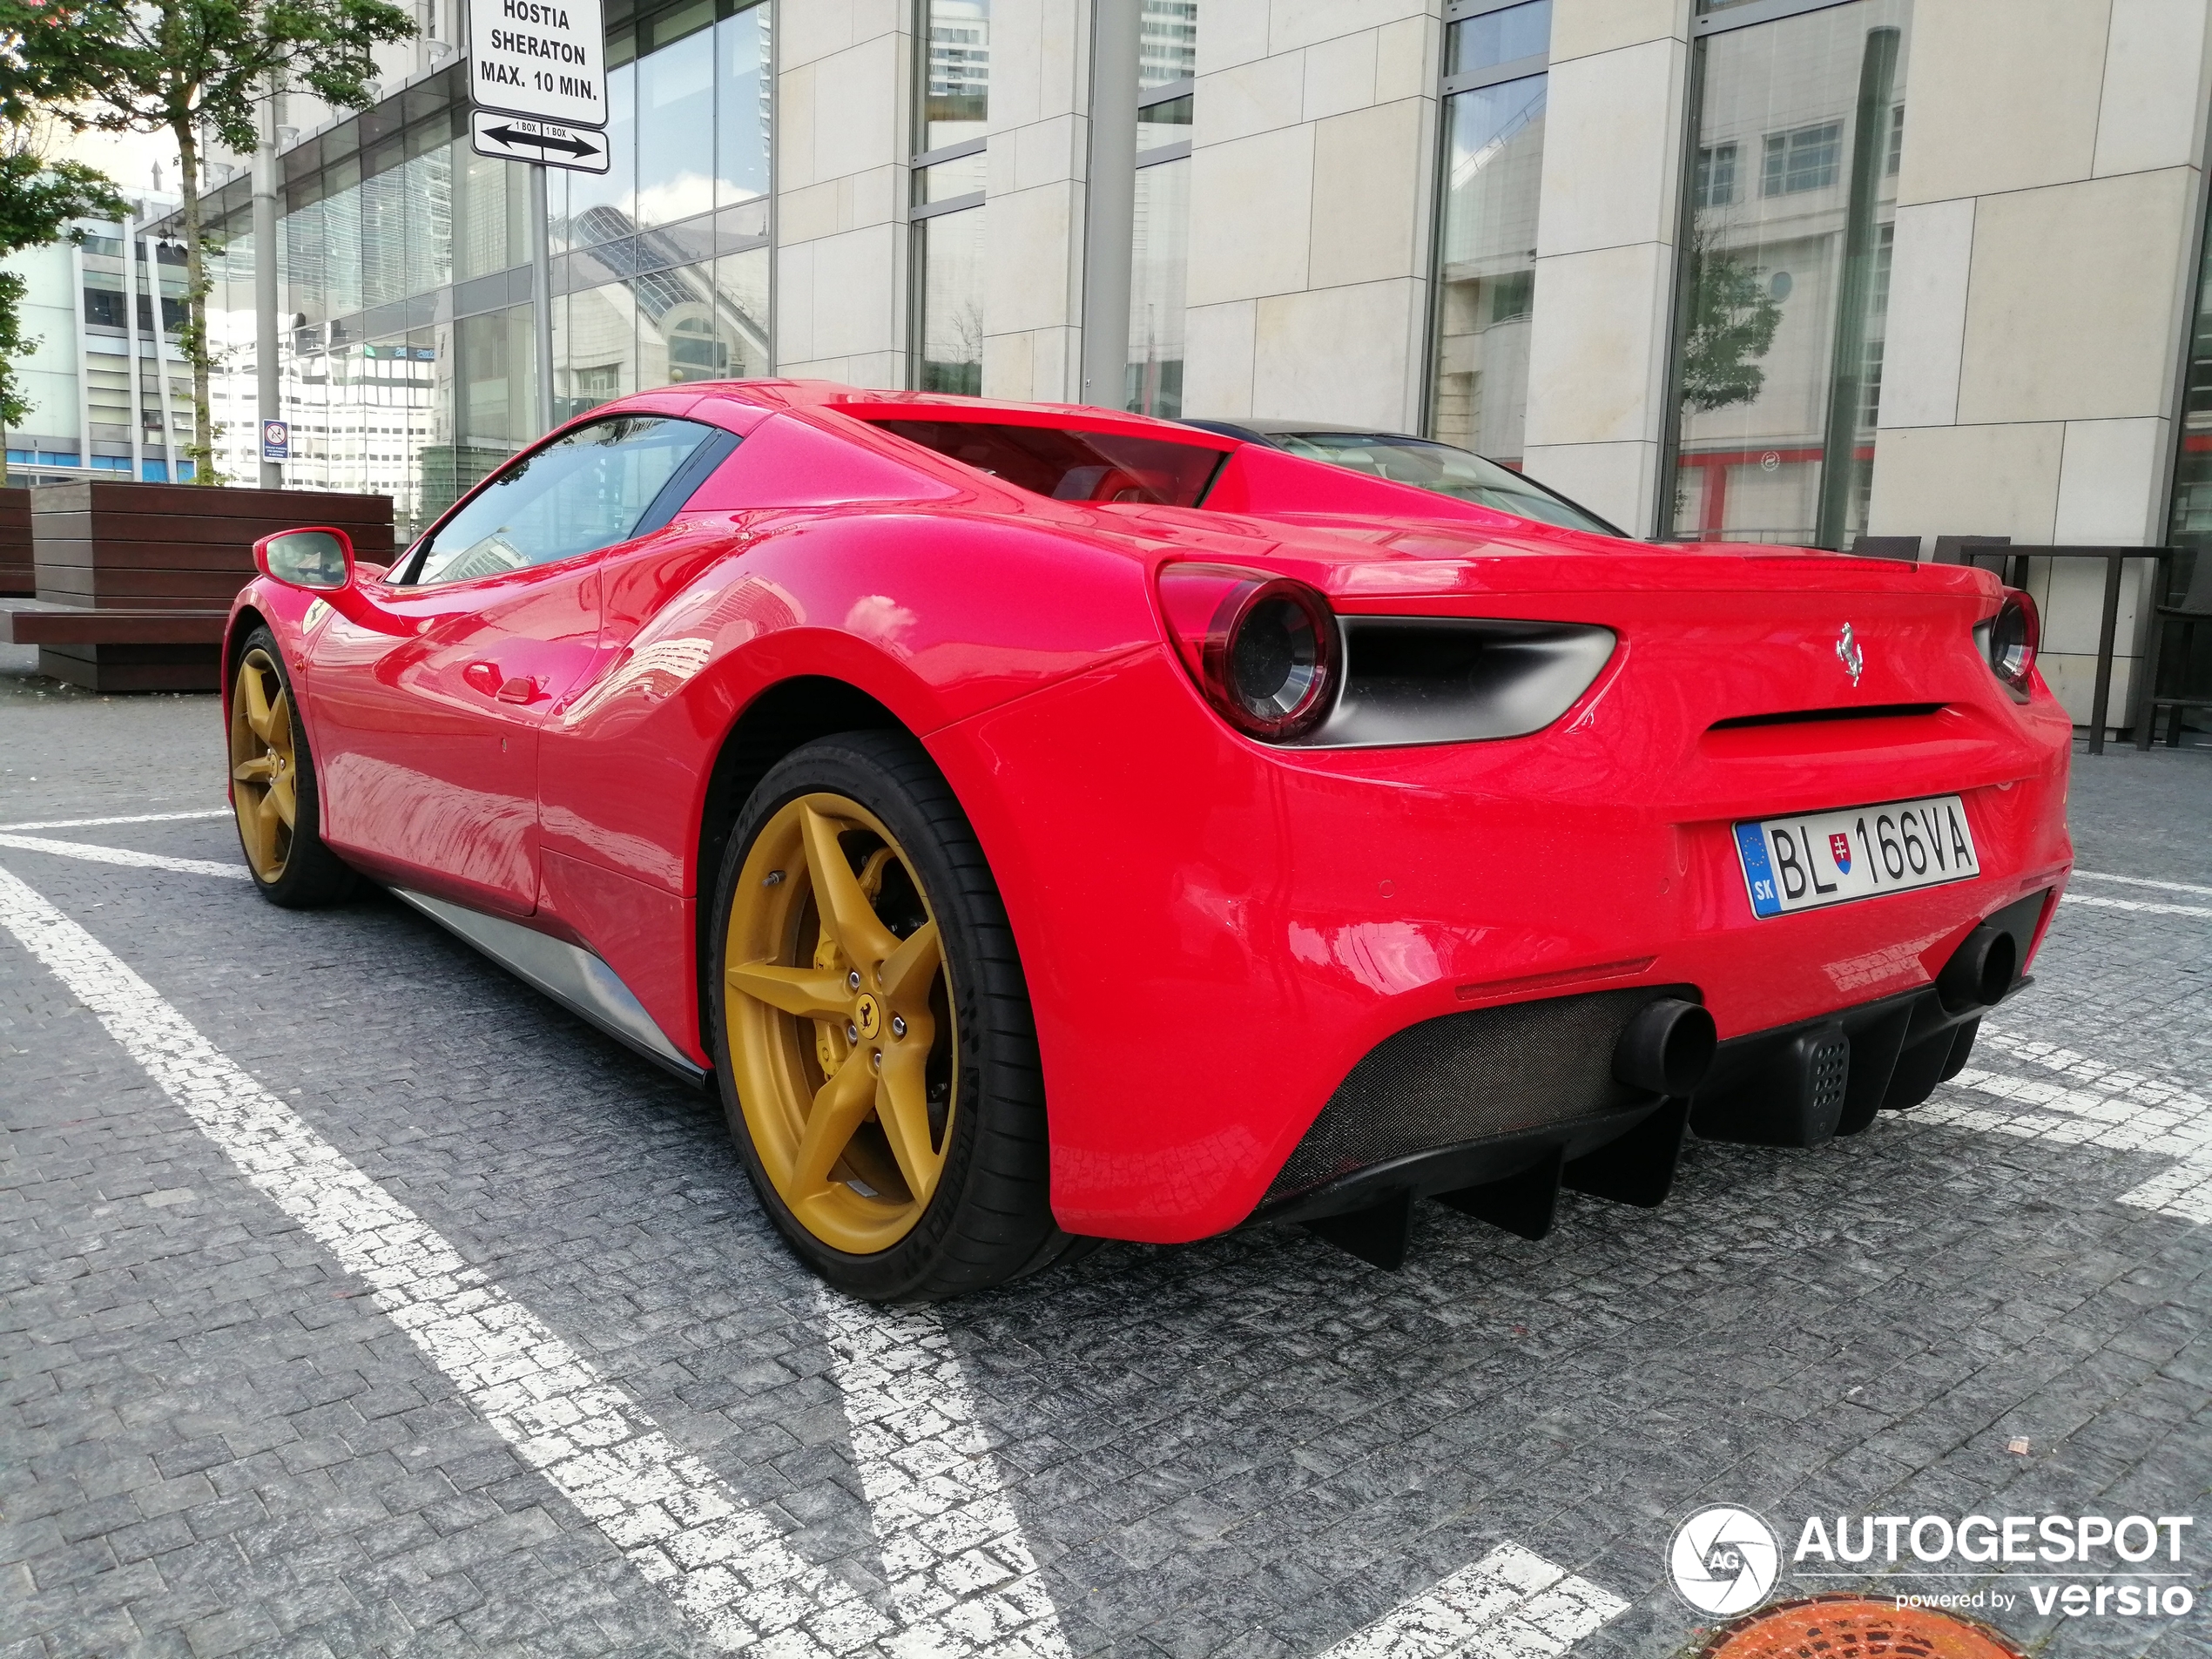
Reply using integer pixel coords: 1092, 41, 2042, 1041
723, 793, 957, 1253
229, 647, 299, 883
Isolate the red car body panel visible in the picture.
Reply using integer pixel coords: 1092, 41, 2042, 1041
228, 380, 2074, 1244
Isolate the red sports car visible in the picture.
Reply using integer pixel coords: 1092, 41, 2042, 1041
226, 381, 2073, 1300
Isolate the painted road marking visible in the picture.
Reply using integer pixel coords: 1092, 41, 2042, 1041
0, 863, 891, 1656
1316, 1542, 1629, 1659
0, 807, 232, 832
819, 1291, 1073, 1655
0, 831, 248, 880
2073, 869, 2212, 900
1920, 1025, 2212, 1224
2061, 893, 2212, 919
0, 852, 1640, 1658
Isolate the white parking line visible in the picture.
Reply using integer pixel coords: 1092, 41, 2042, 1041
0, 854, 1635, 1658
0, 807, 232, 832
2060, 893, 2212, 919
2073, 869, 2212, 900
1316, 1542, 1629, 1659
819, 1292, 1072, 1655
0, 831, 248, 880
0, 863, 890, 1657
1919, 1026, 2212, 1224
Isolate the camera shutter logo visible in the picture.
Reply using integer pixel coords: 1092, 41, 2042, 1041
1670, 1505, 1782, 1615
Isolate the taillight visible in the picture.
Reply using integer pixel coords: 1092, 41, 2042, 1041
1983, 589, 2038, 698
1157, 563, 1340, 740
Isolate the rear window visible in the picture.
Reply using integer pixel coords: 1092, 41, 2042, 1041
866, 419, 1224, 507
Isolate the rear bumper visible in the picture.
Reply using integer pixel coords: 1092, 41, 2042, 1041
1249, 889, 2050, 1258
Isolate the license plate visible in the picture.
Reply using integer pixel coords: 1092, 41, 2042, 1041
1734, 793, 1979, 918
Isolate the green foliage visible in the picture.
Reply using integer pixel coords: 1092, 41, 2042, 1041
1680, 236, 1783, 415
2, 0, 415, 480
0, 131, 124, 435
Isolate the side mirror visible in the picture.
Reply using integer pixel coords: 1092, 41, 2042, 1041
254, 526, 355, 591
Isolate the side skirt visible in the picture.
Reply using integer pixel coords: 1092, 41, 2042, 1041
390, 887, 709, 1089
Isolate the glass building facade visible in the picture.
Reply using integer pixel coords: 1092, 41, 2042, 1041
2158, 201, 2212, 739
1127, 2, 1197, 419
195, 0, 770, 536
1664, 0, 1910, 547
912, 0, 990, 395
1428, 0, 1551, 464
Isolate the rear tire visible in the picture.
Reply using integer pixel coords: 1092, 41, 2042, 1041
228, 626, 355, 908
709, 731, 1077, 1301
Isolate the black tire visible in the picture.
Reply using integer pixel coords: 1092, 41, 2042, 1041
709, 730, 1080, 1301
230, 625, 356, 908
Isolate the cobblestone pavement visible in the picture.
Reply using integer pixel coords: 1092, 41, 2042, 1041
3, 657, 2209, 1659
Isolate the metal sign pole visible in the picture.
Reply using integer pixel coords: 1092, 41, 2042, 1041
531, 162, 555, 435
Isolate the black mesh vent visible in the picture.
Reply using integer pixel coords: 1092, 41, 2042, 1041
1809, 1036, 1849, 1117
1267, 985, 1691, 1201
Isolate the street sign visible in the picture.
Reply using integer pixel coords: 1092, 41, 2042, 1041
261, 420, 289, 461
469, 109, 612, 173
467, 0, 607, 130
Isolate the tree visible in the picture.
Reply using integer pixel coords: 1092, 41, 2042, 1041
0, 115, 125, 482
1679, 226, 1783, 415
4, 0, 415, 483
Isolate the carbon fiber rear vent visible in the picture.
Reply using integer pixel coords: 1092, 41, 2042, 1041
1266, 984, 1693, 1201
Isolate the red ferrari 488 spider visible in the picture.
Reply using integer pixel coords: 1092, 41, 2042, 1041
226, 381, 2072, 1299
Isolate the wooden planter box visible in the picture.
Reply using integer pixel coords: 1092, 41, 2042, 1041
0, 488, 30, 597
9, 482, 394, 691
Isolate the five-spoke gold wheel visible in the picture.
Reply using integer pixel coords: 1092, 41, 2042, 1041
230, 647, 299, 883
722, 792, 956, 1254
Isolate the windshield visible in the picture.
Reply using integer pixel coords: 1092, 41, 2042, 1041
1266, 431, 1621, 535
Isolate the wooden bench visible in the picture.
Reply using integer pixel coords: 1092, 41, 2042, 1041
0, 489, 29, 597
1, 482, 392, 691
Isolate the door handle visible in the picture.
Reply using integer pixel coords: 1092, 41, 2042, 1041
496, 675, 543, 704
463, 661, 502, 697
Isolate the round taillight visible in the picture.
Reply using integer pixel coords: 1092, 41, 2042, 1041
1157, 564, 1341, 741
1987, 590, 2038, 693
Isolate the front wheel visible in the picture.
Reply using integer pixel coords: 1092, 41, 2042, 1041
228, 628, 355, 907
709, 731, 1083, 1301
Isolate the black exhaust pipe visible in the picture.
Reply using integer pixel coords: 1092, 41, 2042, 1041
1937, 924, 2017, 1014
1613, 997, 1717, 1096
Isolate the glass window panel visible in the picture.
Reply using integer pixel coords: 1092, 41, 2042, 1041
559, 280, 640, 419
414, 415, 723, 583
1136, 91, 1190, 154
716, 3, 772, 212
1127, 157, 1188, 419
1669, 0, 1910, 548
323, 180, 362, 318
1447, 0, 1551, 76
430, 303, 535, 518
919, 152, 987, 203
1139, 0, 1197, 89
1429, 73, 1547, 465
712, 247, 772, 378
361, 160, 408, 308
637, 22, 716, 229
2159, 189, 2212, 738
455, 145, 528, 280
403, 150, 453, 298
916, 206, 984, 393
922, 0, 989, 152
566, 60, 637, 246
635, 260, 717, 386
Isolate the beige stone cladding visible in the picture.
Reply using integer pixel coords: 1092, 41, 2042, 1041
1867, 0, 2212, 730
774, 0, 912, 386
1522, 0, 1692, 537
1182, 0, 1445, 432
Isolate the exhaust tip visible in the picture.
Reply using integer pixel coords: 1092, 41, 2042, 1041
1938, 924, 2017, 1014
1614, 997, 1717, 1097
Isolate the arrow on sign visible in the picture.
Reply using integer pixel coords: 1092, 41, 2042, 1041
483, 124, 599, 158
